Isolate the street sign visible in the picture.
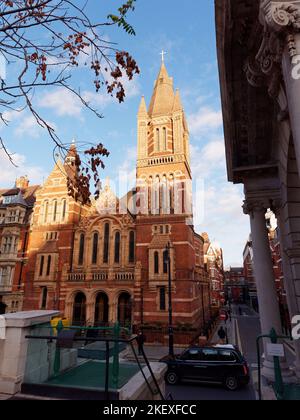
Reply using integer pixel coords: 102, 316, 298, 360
267, 343, 285, 358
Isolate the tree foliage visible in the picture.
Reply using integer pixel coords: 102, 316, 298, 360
0, 0, 139, 204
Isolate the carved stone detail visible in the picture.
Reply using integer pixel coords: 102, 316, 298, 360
262, 1, 300, 33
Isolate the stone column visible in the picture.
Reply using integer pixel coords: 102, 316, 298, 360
244, 198, 294, 381
259, 0, 300, 175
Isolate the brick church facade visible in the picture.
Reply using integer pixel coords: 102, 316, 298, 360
1, 62, 213, 335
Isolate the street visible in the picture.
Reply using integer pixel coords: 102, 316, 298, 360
166, 305, 259, 400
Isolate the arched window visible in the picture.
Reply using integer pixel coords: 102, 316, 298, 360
103, 223, 110, 264
53, 200, 58, 222
61, 199, 67, 221
78, 233, 85, 265
39, 255, 45, 276
154, 251, 159, 274
92, 232, 98, 265
114, 232, 121, 264
46, 255, 51, 276
72, 292, 86, 326
155, 128, 160, 152
41, 287, 48, 310
44, 201, 49, 223
129, 231, 135, 263
163, 127, 167, 150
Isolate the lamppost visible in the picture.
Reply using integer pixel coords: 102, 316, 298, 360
164, 242, 174, 357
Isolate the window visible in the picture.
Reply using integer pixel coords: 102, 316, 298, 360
163, 127, 167, 150
92, 233, 98, 265
159, 287, 166, 311
182, 349, 201, 361
46, 255, 51, 276
163, 250, 169, 274
44, 201, 49, 223
61, 199, 67, 221
155, 128, 160, 151
154, 251, 159, 274
39, 255, 45, 276
41, 287, 48, 310
218, 351, 236, 362
53, 200, 58, 222
129, 231, 135, 263
78, 233, 85, 265
103, 223, 110, 263
114, 232, 121, 264
201, 349, 219, 362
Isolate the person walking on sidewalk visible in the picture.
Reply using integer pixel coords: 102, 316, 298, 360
137, 330, 146, 356
217, 326, 226, 344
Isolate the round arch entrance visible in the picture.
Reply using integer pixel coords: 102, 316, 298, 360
72, 292, 86, 326
118, 292, 132, 327
94, 292, 109, 326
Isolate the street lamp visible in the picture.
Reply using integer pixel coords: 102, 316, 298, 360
164, 242, 174, 357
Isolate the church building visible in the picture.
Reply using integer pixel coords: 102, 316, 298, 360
7, 62, 211, 340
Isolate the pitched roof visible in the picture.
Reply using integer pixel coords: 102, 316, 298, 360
148, 63, 175, 117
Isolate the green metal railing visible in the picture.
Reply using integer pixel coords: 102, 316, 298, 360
256, 328, 300, 401
26, 321, 166, 400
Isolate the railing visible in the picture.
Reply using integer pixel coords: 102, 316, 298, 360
92, 272, 109, 281
68, 273, 86, 282
25, 322, 166, 401
67, 270, 135, 283
115, 271, 135, 281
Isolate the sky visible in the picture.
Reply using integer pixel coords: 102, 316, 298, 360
0, 0, 250, 267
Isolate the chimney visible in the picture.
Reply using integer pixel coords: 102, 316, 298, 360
15, 175, 29, 189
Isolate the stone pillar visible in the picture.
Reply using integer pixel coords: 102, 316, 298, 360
244, 197, 294, 381
0, 310, 59, 395
282, 32, 300, 176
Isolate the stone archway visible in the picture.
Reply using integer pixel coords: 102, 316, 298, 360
94, 292, 109, 326
72, 292, 86, 326
118, 292, 132, 327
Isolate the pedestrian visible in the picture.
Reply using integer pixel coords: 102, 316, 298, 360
137, 330, 146, 356
238, 306, 242, 316
228, 309, 232, 322
225, 311, 229, 325
217, 326, 226, 344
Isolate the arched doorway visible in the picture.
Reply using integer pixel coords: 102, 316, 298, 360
72, 292, 86, 326
94, 292, 109, 326
118, 292, 132, 327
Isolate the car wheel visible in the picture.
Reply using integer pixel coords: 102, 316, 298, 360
224, 376, 239, 391
165, 371, 180, 385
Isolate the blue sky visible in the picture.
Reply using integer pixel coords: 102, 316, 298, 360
0, 0, 250, 266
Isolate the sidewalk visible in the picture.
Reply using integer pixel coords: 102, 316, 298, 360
209, 317, 236, 346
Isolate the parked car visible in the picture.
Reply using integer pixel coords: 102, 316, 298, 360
160, 345, 250, 391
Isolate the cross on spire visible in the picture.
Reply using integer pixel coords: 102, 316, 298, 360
160, 50, 167, 63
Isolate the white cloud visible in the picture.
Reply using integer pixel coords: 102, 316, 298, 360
190, 140, 226, 178
188, 106, 223, 136
38, 76, 140, 118
83, 74, 141, 108
0, 148, 46, 187
14, 114, 57, 138
194, 180, 250, 267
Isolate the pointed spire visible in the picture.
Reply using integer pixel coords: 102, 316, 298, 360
148, 62, 175, 117
173, 88, 183, 112
138, 96, 148, 116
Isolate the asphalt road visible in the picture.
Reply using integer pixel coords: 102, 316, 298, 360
166, 305, 259, 401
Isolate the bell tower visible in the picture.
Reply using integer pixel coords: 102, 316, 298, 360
136, 61, 192, 217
